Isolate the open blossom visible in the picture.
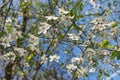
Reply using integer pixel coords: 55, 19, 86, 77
28, 33, 39, 45
45, 15, 58, 20
49, 54, 60, 62
3, 52, 16, 61
40, 54, 48, 64
102, 50, 110, 55
38, 22, 51, 35
66, 64, 77, 73
14, 47, 27, 57
76, 67, 87, 78
71, 57, 84, 64
89, 67, 95, 73
67, 33, 79, 40
85, 48, 95, 54
59, 8, 69, 15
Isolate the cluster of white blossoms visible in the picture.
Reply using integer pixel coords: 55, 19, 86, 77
14, 47, 28, 57
67, 33, 79, 40
66, 64, 77, 73
28, 33, 39, 52
90, 17, 107, 31
49, 54, 60, 62
71, 57, 84, 64
38, 22, 51, 35
3, 52, 16, 62
40, 54, 48, 64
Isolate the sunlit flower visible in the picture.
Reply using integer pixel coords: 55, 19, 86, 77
49, 54, 60, 62
102, 50, 110, 55
40, 54, 48, 64
3, 52, 16, 61
45, 15, 58, 20
89, 67, 95, 73
59, 8, 69, 15
71, 57, 84, 64
86, 48, 95, 54
38, 22, 51, 34
66, 64, 77, 73
75, 67, 87, 78
67, 33, 79, 40
24, 63, 30, 67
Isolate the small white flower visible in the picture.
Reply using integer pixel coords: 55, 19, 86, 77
3, 52, 16, 61
38, 22, 51, 34
59, 8, 69, 15
102, 50, 110, 55
67, 33, 79, 40
86, 48, 95, 54
49, 54, 60, 62
66, 64, 77, 71
71, 57, 84, 64
24, 63, 30, 67
40, 54, 48, 64
89, 68, 95, 73
45, 15, 58, 20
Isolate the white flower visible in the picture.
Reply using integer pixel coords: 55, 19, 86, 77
59, 8, 69, 15
102, 50, 110, 55
40, 54, 48, 64
45, 15, 58, 20
6, 18, 12, 24
38, 22, 51, 34
49, 54, 60, 62
66, 64, 77, 71
24, 63, 30, 67
28, 33, 39, 45
14, 47, 27, 57
67, 33, 79, 40
3, 52, 16, 61
76, 67, 87, 77
89, 68, 95, 73
71, 57, 84, 64
86, 48, 95, 54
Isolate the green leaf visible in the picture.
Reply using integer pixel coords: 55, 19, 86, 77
104, 72, 110, 77
0, 31, 6, 38
97, 74, 102, 78
61, 62, 65, 68
26, 53, 34, 62
110, 50, 120, 60
83, 72, 88, 77
6, 25, 12, 33
98, 40, 114, 49
93, 62, 98, 67
111, 22, 118, 28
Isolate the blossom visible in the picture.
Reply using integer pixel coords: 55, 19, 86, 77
24, 63, 30, 67
76, 67, 87, 78
89, 67, 95, 73
85, 48, 95, 54
66, 64, 77, 73
71, 57, 84, 64
67, 33, 79, 40
40, 54, 48, 64
3, 52, 16, 61
38, 22, 51, 35
101, 50, 110, 55
45, 15, 58, 20
28, 33, 39, 45
49, 54, 60, 62
14, 47, 27, 57
59, 8, 69, 15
